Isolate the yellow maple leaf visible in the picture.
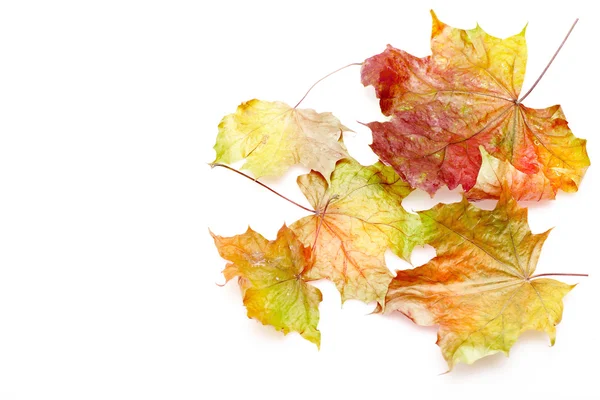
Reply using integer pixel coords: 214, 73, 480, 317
291, 158, 423, 305
213, 99, 349, 181
381, 190, 576, 369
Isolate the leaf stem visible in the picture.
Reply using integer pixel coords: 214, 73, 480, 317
518, 18, 578, 103
210, 163, 316, 214
528, 272, 588, 280
311, 195, 338, 251
294, 62, 364, 109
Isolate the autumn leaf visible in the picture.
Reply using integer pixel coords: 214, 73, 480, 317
211, 225, 322, 347
361, 11, 589, 196
290, 158, 422, 305
466, 147, 556, 201
381, 190, 575, 369
213, 99, 349, 181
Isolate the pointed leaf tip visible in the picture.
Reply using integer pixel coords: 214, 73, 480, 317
430, 10, 445, 37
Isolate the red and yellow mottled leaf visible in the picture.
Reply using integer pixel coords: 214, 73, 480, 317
290, 158, 422, 305
361, 11, 589, 196
381, 191, 575, 369
213, 99, 349, 181
466, 147, 556, 201
211, 225, 322, 347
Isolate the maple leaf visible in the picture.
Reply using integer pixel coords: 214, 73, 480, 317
290, 157, 422, 305
361, 11, 589, 196
213, 99, 350, 181
211, 225, 322, 347
466, 147, 556, 201
381, 190, 575, 369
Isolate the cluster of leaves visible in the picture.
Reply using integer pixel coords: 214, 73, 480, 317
209, 11, 589, 370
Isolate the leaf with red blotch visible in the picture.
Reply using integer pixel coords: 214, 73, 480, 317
361, 11, 589, 196
211, 225, 322, 347
466, 147, 556, 201
380, 189, 576, 369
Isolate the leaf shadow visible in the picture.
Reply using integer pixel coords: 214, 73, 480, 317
444, 330, 550, 378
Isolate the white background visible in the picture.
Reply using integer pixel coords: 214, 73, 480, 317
1, 0, 598, 399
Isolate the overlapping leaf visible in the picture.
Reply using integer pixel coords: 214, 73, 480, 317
290, 157, 422, 305
361, 11, 589, 196
381, 190, 574, 369
466, 147, 555, 201
213, 99, 349, 181
211, 225, 322, 347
